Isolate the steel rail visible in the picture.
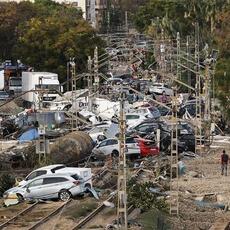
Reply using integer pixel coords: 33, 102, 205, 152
71, 196, 114, 230
28, 199, 72, 230
0, 201, 39, 229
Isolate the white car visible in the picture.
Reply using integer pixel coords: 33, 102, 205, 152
92, 137, 140, 157
125, 113, 147, 127
149, 83, 173, 96
17, 165, 92, 190
4, 174, 85, 202
128, 107, 161, 120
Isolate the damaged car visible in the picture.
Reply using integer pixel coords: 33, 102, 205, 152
4, 173, 86, 202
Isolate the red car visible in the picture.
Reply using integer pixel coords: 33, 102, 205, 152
136, 137, 159, 157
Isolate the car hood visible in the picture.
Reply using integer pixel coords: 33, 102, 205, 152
92, 147, 101, 155
5, 186, 24, 194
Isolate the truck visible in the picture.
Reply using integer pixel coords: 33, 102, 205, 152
22, 72, 61, 108
8, 77, 22, 94
0, 60, 28, 95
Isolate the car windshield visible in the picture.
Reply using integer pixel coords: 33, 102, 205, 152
36, 84, 60, 91
9, 78, 21, 86
126, 115, 140, 120
26, 170, 47, 180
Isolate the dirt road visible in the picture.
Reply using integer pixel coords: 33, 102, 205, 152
171, 137, 230, 230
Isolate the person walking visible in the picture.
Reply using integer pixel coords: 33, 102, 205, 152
221, 150, 229, 176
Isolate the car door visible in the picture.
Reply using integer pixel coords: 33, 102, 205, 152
25, 178, 44, 199
42, 177, 70, 199
103, 139, 118, 155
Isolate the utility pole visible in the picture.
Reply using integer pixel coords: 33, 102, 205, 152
186, 36, 192, 92
125, 11, 128, 33
194, 23, 202, 153
204, 44, 211, 121
88, 56, 93, 112
94, 47, 99, 96
169, 32, 179, 216
67, 61, 70, 92
117, 83, 128, 229
70, 58, 76, 131
160, 28, 166, 79
203, 45, 212, 149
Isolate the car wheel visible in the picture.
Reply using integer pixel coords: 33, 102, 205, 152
111, 150, 119, 157
59, 190, 71, 202
85, 183, 92, 193
17, 194, 24, 202
85, 183, 91, 189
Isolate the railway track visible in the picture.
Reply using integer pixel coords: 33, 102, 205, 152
71, 196, 114, 230
0, 199, 71, 230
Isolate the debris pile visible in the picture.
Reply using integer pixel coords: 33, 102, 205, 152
50, 131, 94, 164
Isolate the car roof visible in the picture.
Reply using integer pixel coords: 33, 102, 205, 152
34, 164, 65, 171
31, 173, 75, 180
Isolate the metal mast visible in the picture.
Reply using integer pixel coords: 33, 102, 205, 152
204, 45, 211, 121
70, 58, 77, 131
169, 32, 179, 216
195, 23, 202, 153
87, 56, 93, 112
94, 46, 99, 96
117, 83, 128, 229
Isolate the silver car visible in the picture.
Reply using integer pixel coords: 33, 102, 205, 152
4, 174, 84, 202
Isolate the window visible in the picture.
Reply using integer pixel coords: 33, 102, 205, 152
71, 174, 80, 180
35, 84, 59, 91
43, 177, 68, 185
136, 124, 157, 133
126, 138, 136, 144
106, 139, 118, 145
148, 107, 158, 112
9, 78, 21, 86
27, 179, 43, 188
99, 141, 107, 147
26, 170, 47, 181
126, 115, 139, 120
136, 109, 147, 114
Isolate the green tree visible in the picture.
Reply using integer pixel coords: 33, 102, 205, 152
0, 2, 18, 59
213, 6, 230, 119
14, 13, 103, 82
134, 0, 227, 39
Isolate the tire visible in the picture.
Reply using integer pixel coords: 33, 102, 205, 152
17, 194, 24, 203
85, 183, 91, 189
111, 150, 119, 157
59, 190, 71, 202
